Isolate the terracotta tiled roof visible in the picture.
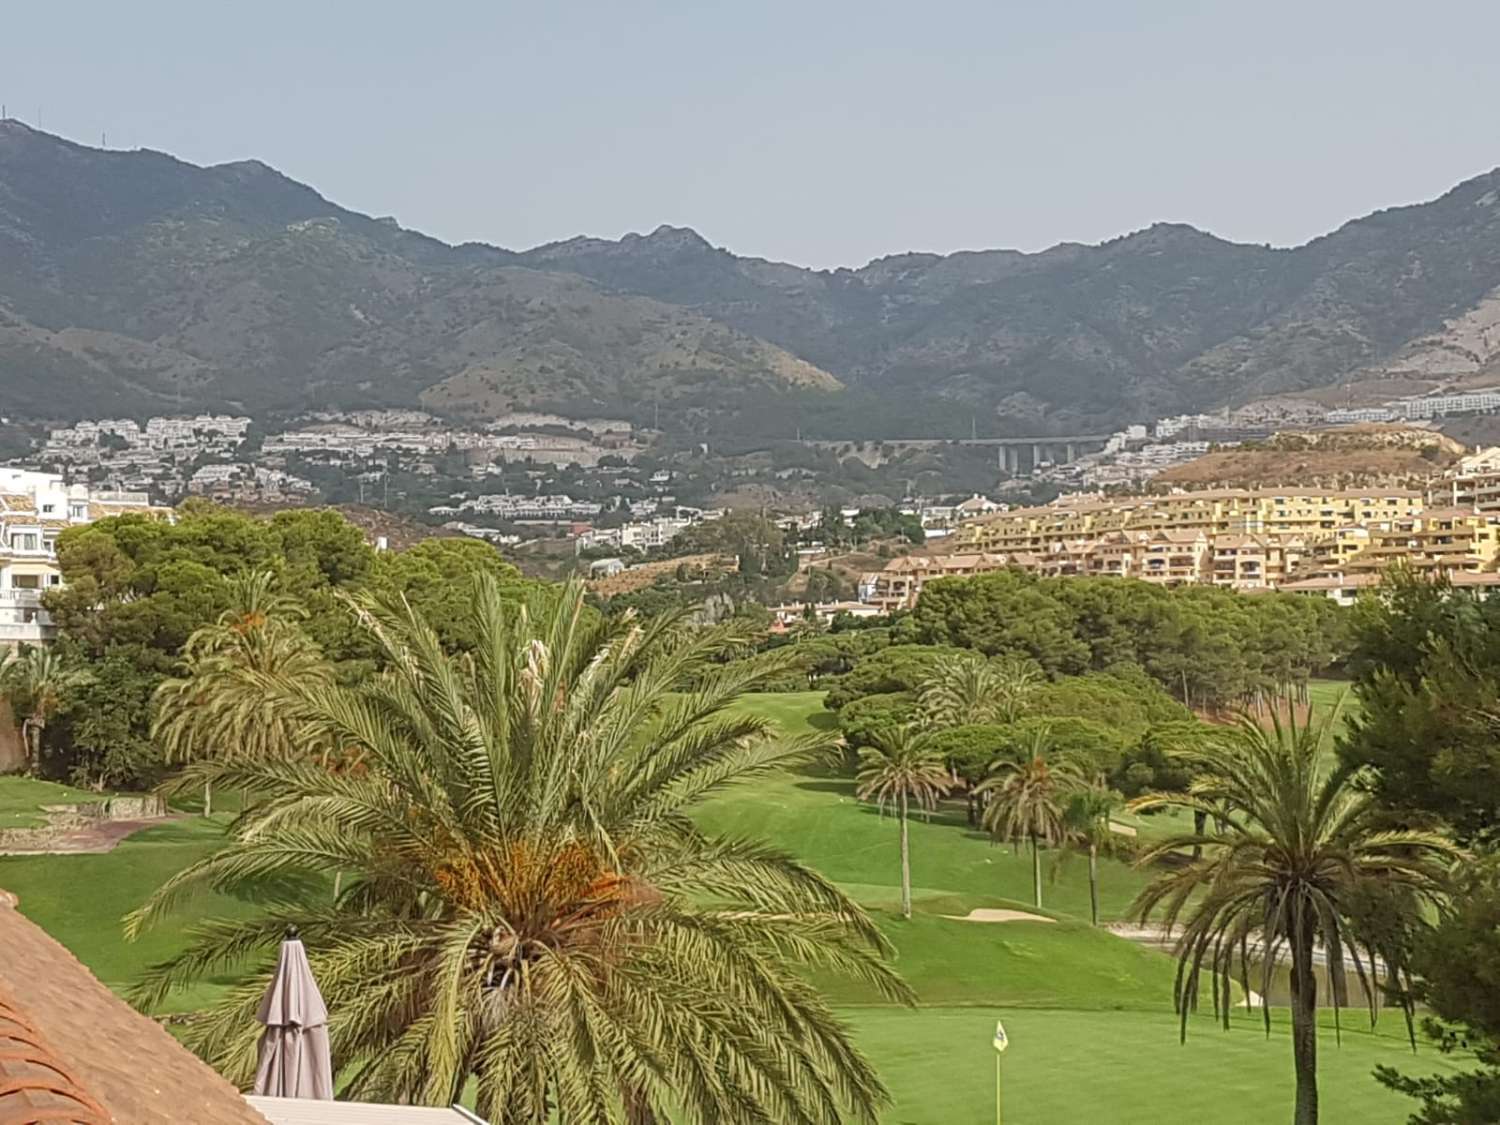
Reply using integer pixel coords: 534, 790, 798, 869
1417, 506, 1487, 519
1280, 573, 1382, 591
0, 889, 270, 1125
1448, 571, 1500, 587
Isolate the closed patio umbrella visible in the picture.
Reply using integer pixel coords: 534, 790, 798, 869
252, 926, 334, 1100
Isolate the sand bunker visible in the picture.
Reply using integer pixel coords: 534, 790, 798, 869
942, 908, 1056, 924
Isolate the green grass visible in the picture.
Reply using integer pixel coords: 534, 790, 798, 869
715, 694, 1154, 922
0, 775, 110, 828
0, 814, 253, 1011
852, 1008, 1455, 1125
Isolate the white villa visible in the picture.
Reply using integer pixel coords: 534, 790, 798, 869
0, 470, 169, 644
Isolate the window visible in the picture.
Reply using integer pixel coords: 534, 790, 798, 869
9, 533, 38, 552
40, 503, 54, 514
69, 503, 86, 519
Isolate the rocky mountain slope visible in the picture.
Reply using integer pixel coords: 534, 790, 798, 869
0, 122, 837, 423
523, 176, 1500, 430
7, 119, 1500, 435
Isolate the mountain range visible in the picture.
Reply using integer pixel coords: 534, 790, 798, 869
6, 118, 1500, 438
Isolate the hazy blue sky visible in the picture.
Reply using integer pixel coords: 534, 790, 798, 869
6, 1, 1500, 268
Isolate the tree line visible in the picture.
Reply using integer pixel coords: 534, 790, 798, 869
911, 569, 1349, 711
15, 502, 544, 790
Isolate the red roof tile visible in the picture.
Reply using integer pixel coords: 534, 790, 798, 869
0, 890, 269, 1125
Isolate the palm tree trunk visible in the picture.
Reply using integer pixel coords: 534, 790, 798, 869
1030, 834, 1041, 909
1088, 842, 1099, 927
1192, 808, 1207, 860
24, 719, 39, 775
899, 790, 912, 920
1291, 920, 1320, 1125
203, 780, 213, 818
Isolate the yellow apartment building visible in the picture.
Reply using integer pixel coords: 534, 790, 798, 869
952, 489, 1426, 555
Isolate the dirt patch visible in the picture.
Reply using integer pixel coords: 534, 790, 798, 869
587, 553, 735, 597
942, 908, 1056, 924
0, 815, 180, 855
0, 797, 176, 855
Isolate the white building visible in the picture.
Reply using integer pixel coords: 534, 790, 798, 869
0, 471, 169, 644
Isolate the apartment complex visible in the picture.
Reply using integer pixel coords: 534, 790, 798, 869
0, 470, 169, 644
857, 484, 1499, 612
1434, 447, 1500, 511
950, 488, 1425, 555
858, 553, 1018, 612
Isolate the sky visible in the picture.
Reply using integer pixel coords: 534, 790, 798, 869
5, 0, 1500, 269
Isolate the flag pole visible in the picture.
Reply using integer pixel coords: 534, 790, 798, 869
992, 1018, 1008, 1125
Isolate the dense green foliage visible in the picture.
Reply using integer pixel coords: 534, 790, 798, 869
913, 571, 1348, 708
1343, 572, 1500, 1122
1340, 570, 1500, 842
811, 505, 924, 548
824, 644, 1201, 806
664, 512, 797, 577
823, 644, 968, 710
35, 504, 542, 789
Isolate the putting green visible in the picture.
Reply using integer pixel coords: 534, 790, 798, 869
850, 1007, 1459, 1125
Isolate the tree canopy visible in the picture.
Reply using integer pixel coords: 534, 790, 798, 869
913, 570, 1348, 709
38, 504, 548, 789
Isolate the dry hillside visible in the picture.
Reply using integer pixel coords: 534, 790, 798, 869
587, 554, 735, 597
1153, 426, 1464, 489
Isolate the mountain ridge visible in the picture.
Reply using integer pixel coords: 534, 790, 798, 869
6, 119, 1500, 436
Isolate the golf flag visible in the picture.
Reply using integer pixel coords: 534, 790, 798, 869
992, 1020, 1009, 1054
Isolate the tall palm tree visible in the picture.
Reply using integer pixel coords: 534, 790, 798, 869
1062, 775, 1120, 927
855, 725, 952, 919
979, 727, 1081, 909
919, 652, 1040, 729
0, 645, 89, 775
1129, 709, 1459, 1125
152, 570, 332, 816
128, 577, 910, 1124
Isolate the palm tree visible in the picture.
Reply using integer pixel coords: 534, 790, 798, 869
0, 645, 88, 776
1062, 775, 1121, 927
128, 577, 910, 1124
919, 652, 1040, 729
152, 570, 332, 816
855, 725, 952, 919
979, 727, 1081, 909
1128, 709, 1459, 1125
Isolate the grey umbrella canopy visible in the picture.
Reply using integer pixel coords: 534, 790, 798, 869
252, 927, 334, 1100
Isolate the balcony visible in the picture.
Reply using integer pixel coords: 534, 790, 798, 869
0, 620, 54, 644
